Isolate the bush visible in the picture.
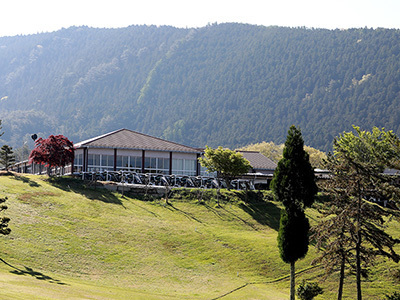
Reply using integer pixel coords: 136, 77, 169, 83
296, 280, 323, 300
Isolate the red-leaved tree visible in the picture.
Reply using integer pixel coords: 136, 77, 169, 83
29, 135, 74, 175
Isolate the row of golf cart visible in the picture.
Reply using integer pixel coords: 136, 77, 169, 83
80, 171, 255, 190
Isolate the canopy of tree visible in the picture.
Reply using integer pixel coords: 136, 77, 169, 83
198, 146, 251, 186
29, 135, 74, 170
0, 24, 400, 152
239, 141, 327, 169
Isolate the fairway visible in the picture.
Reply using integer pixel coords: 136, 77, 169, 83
0, 174, 398, 299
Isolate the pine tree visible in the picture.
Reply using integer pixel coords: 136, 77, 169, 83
313, 126, 400, 300
271, 125, 317, 300
0, 196, 11, 235
0, 145, 16, 171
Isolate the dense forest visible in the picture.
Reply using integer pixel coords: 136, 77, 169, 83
0, 23, 399, 152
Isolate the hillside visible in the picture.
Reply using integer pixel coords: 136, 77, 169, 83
0, 174, 399, 299
1, 24, 400, 151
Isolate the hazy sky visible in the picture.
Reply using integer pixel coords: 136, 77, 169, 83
1, 0, 399, 37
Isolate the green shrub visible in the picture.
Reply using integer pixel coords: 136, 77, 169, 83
296, 280, 323, 300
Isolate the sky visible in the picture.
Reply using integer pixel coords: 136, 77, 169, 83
0, 0, 399, 37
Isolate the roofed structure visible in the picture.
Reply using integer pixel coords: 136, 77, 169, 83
75, 129, 200, 153
73, 129, 201, 175
237, 150, 277, 174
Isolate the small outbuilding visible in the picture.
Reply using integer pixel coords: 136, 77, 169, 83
237, 150, 277, 189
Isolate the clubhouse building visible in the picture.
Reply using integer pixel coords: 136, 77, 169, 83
73, 129, 202, 176
11, 128, 277, 185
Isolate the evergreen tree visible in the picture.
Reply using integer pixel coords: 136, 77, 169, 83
0, 145, 16, 171
311, 189, 355, 300
278, 208, 310, 298
312, 126, 400, 300
296, 280, 324, 300
0, 196, 11, 235
271, 125, 317, 300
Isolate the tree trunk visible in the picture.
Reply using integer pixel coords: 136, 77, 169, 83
356, 179, 362, 300
356, 231, 362, 300
290, 261, 295, 300
338, 251, 345, 300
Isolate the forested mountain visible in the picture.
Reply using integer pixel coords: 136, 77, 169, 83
0, 23, 399, 151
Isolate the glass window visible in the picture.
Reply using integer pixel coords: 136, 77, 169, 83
172, 158, 196, 175
163, 158, 170, 170
94, 154, 100, 166
145, 157, 151, 168
88, 154, 93, 166
108, 155, 114, 167
131, 156, 142, 169
157, 158, 163, 169
155, 158, 170, 174
122, 156, 129, 168
100, 155, 114, 168
116, 156, 123, 167
185, 159, 196, 171
142, 157, 170, 174
74, 154, 83, 166
116, 156, 129, 170
102, 155, 108, 167
144, 157, 157, 171
172, 159, 183, 171
88, 154, 100, 167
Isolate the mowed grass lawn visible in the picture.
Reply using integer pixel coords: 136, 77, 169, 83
0, 173, 399, 299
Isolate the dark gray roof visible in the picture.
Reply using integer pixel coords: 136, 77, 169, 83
75, 129, 201, 153
238, 151, 277, 170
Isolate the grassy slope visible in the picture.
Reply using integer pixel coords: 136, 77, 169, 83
0, 174, 398, 299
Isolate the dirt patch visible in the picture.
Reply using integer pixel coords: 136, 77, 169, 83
18, 192, 59, 206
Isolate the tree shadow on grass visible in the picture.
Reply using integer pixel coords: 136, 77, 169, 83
238, 200, 281, 231
165, 203, 203, 223
0, 258, 68, 285
203, 203, 225, 220
124, 198, 160, 217
219, 205, 260, 230
201, 190, 281, 231
199, 200, 260, 231
46, 176, 123, 206
11, 174, 41, 187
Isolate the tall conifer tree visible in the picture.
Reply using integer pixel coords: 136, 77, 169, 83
271, 125, 317, 300
0, 145, 15, 171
